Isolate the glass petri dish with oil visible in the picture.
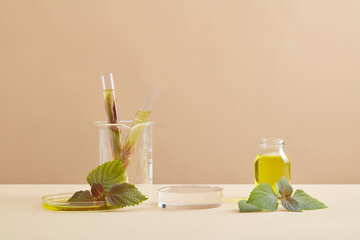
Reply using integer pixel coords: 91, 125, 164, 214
42, 193, 113, 211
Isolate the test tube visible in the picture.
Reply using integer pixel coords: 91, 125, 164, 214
120, 85, 159, 168
102, 73, 122, 160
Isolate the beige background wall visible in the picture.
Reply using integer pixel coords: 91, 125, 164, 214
1, 0, 360, 184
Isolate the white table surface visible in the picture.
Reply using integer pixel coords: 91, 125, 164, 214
1, 184, 359, 240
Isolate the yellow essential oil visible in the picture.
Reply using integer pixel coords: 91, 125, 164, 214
121, 110, 151, 167
132, 110, 151, 125
42, 202, 109, 211
103, 89, 119, 124
126, 110, 150, 144
254, 155, 291, 192
103, 88, 122, 160
42, 195, 112, 211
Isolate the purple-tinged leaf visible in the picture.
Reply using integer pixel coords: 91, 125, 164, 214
91, 183, 104, 197
106, 183, 147, 208
68, 190, 93, 202
281, 197, 302, 212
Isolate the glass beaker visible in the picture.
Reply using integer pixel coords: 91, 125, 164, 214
254, 138, 291, 192
95, 121, 154, 195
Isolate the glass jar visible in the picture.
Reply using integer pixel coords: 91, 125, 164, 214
254, 138, 291, 192
95, 120, 154, 196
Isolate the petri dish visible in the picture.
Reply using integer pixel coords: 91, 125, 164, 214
158, 185, 223, 209
42, 193, 112, 211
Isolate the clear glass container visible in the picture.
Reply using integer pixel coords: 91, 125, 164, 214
42, 193, 111, 211
42, 120, 154, 211
254, 138, 291, 192
95, 120, 154, 196
158, 185, 223, 209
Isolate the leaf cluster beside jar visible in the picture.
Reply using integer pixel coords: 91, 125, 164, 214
238, 177, 327, 212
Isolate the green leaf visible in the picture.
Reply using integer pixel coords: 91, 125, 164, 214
276, 176, 293, 198
87, 160, 125, 192
238, 200, 262, 212
68, 190, 93, 202
247, 183, 278, 211
106, 183, 147, 208
274, 184, 281, 198
293, 189, 327, 210
281, 197, 302, 212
